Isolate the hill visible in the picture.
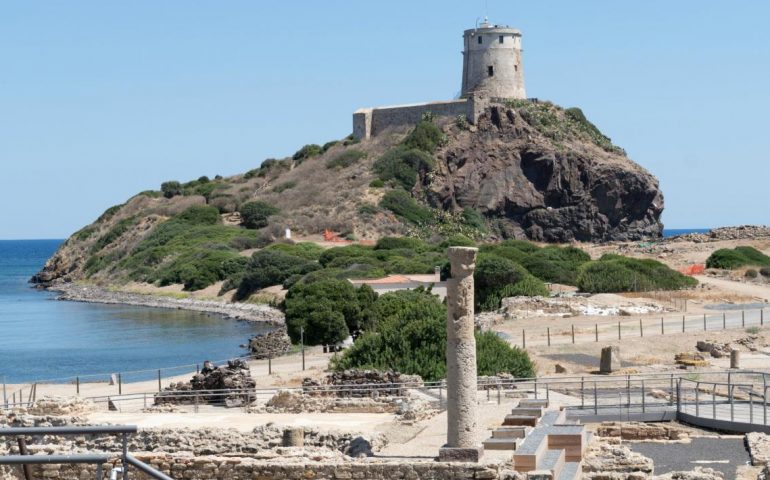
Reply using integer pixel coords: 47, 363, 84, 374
33, 100, 663, 287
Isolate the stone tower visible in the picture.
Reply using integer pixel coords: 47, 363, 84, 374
461, 19, 526, 99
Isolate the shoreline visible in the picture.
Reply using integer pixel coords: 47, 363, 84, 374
48, 283, 285, 326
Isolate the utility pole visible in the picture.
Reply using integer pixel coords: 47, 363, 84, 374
301, 327, 305, 371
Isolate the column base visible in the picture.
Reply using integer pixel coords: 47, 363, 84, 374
438, 446, 484, 463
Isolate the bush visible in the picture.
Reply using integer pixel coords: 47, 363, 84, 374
326, 149, 366, 169
331, 290, 535, 381
90, 217, 136, 253
474, 254, 532, 310
176, 205, 221, 225
374, 147, 435, 190
461, 208, 487, 232
706, 246, 770, 269
375, 236, 430, 252
476, 331, 535, 379
761, 267, 770, 278
234, 250, 319, 300
264, 242, 324, 260
161, 181, 182, 198
369, 179, 385, 188
440, 234, 476, 248
402, 120, 445, 153
577, 255, 697, 293
292, 144, 322, 162
322, 140, 339, 152
379, 189, 433, 225
746, 269, 759, 279
156, 249, 243, 291
285, 279, 363, 344
273, 181, 297, 193
239, 201, 279, 229
358, 203, 378, 216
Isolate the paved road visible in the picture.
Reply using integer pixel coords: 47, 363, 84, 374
630, 437, 750, 477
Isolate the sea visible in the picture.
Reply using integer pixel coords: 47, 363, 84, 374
0, 240, 269, 383
662, 228, 710, 238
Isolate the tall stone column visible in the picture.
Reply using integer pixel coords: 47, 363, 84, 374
439, 247, 483, 462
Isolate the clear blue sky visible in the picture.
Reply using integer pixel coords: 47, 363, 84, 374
1, 0, 768, 239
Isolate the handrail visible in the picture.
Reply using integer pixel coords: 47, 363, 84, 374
0, 425, 138, 436
0, 454, 110, 465
126, 454, 176, 480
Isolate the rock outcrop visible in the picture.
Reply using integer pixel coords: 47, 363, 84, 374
429, 103, 663, 242
249, 329, 292, 359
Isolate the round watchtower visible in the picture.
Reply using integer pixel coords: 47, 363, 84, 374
461, 19, 526, 99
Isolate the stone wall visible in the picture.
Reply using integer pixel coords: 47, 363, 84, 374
2, 454, 506, 480
353, 99, 473, 140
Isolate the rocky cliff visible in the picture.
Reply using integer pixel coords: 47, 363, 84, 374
34, 100, 663, 287
430, 102, 663, 242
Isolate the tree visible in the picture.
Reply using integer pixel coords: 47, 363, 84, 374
284, 278, 362, 344
331, 289, 535, 381
161, 181, 182, 198
239, 201, 279, 229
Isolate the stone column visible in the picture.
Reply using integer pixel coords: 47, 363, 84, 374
730, 350, 741, 369
439, 247, 483, 462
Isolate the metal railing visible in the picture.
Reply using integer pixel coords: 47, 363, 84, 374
0, 425, 174, 480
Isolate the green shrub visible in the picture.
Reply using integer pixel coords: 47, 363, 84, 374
440, 234, 476, 248
244, 168, 261, 179
161, 181, 182, 198
155, 249, 243, 291
285, 279, 363, 344
577, 255, 697, 293
746, 269, 759, 279
358, 203, 378, 216
369, 179, 385, 188
706, 246, 770, 269
375, 236, 430, 252
342, 134, 360, 146
292, 144, 322, 162
176, 205, 221, 225
373, 147, 435, 190
476, 331, 535, 379
97, 204, 124, 223
239, 201, 279, 229
331, 290, 535, 381
75, 226, 97, 241
273, 181, 297, 193
90, 217, 136, 253
234, 250, 319, 300
474, 254, 532, 310
761, 267, 770, 278
503, 275, 550, 297
326, 149, 366, 169
461, 208, 487, 232
403, 120, 445, 153
322, 140, 339, 152
264, 242, 324, 260
379, 189, 433, 225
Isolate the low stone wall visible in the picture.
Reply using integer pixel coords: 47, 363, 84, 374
2, 454, 506, 480
596, 422, 689, 441
303, 370, 423, 398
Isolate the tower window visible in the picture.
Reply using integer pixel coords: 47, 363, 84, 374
477, 36, 482, 44
499, 35, 504, 44
487, 66, 494, 77
514, 65, 518, 72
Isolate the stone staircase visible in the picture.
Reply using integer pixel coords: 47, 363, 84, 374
483, 399, 588, 480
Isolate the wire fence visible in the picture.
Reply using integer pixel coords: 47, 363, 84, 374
504, 306, 769, 349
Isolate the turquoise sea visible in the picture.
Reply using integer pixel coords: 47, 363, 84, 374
662, 228, 710, 237
0, 240, 268, 383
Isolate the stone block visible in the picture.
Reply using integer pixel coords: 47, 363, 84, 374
600, 346, 621, 373
438, 446, 484, 463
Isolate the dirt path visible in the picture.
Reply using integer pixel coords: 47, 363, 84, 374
695, 275, 770, 302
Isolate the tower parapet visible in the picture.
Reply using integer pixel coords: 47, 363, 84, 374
461, 20, 526, 99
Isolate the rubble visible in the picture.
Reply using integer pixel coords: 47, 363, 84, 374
155, 359, 256, 406
674, 352, 710, 367
696, 340, 733, 358
249, 329, 292, 359
583, 442, 654, 476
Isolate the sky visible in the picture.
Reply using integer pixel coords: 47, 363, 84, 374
1, 0, 768, 239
